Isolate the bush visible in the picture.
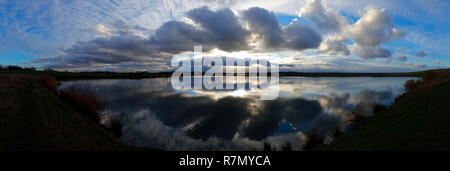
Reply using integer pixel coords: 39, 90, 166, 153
60, 87, 104, 123
40, 76, 59, 93
333, 127, 343, 139
347, 105, 366, 129
6, 65, 23, 70
404, 79, 423, 92
303, 128, 325, 151
281, 142, 292, 151
263, 141, 275, 151
109, 118, 123, 137
373, 104, 388, 114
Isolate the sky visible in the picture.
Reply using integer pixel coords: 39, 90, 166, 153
0, 0, 449, 72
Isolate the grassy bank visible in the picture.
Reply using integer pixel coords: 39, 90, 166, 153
0, 75, 131, 150
0, 69, 172, 81
315, 69, 450, 151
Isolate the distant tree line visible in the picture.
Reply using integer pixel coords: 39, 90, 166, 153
0, 65, 39, 71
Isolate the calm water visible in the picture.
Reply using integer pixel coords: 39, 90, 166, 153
60, 77, 416, 151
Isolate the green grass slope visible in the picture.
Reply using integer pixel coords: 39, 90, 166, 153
0, 75, 128, 151
315, 83, 450, 151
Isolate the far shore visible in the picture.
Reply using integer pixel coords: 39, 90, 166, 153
0, 68, 429, 81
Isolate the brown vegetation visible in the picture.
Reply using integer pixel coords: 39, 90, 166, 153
0, 75, 128, 150
59, 87, 105, 123
40, 75, 59, 93
405, 69, 450, 92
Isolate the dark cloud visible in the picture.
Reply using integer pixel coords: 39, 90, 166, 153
34, 3, 407, 70
242, 7, 322, 51
37, 7, 253, 69
37, 6, 323, 70
187, 7, 251, 51
415, 51, 426, 57
282, 22, 322, 50
396, 56, 407, 62
242, 7, 283, 48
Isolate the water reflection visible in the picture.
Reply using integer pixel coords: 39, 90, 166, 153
60, 77, 415, 151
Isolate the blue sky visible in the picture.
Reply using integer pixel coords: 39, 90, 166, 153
0, 0, 448, 72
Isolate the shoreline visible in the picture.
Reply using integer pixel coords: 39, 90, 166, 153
0, 70, 426, 81
314, 69, 450, 151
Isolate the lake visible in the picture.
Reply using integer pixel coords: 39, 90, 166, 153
60, 76, 416, 151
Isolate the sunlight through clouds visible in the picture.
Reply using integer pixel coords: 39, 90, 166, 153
0, 0, 448, 71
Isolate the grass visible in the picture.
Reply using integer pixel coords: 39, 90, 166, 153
0, 75, 131, 151
107, 118, 124, 138
315, 69, 450, 151
59, 87, 105, 123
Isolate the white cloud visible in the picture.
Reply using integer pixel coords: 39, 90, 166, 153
299, 0, 349, 33
351, 44, 392, 59
403, 61, 427, 68
346, 6, 404, 46
317, 35, 350, 56
345, 6, 404, 59
93, 24, 112, 35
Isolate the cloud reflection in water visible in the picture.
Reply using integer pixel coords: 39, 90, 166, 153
60, 76, 414, 150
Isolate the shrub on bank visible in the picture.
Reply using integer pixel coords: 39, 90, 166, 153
59, 87, 104, 123
404, 79, 423, 92
40, 75, 59, 93
108, 118, 123, 137
303, 128, 325, 151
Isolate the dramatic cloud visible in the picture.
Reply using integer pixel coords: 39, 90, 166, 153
38, 7, 254, 68
28, 1, 422, 71
347, 7, 404, 46
299, 0, 348, 33
242, 7, 283, 48
186, 7, 251, 51
299, 0, 402, 59
396, 56, 407, 62
416, 50, 426, 57
299, 0, 350, 56
281, 22, 323, 50
317, 35, 350, 56
242, 7, 322, 51
2, 0, 447, 72
38, 6, 326, 69
346, 6, 403, 59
